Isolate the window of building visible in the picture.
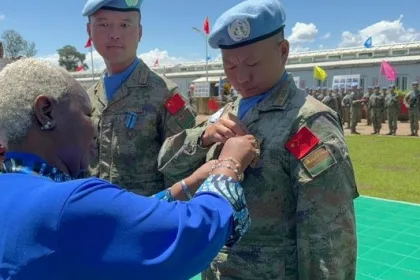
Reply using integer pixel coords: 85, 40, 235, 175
373, 51, 389, 57
395, 75, 409, 91
408, 48, 420, 55
392, 50, 407, 56
287, 58, 300, 64
301, 57, 313, 63
358, 53, 373, 59
313, 56, 327, 62
359, 77, 365, 90
316, 80, 327, 87
372, 77, 379, 87
328, 55, 341, 61
342, 54, 356, 60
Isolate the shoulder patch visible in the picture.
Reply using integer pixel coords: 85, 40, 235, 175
285, 127, 319, 160
302, 145, 336, 177
175, 107, 196, 129
165, 93, 185, 115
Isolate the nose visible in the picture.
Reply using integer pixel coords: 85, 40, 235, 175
236, 66, 251, 84
108, 26, 121, 40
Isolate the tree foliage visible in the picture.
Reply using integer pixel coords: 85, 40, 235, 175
1, 30, 37, 59
57, 45, 88, 71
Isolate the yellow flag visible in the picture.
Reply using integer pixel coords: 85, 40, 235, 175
313, 66, 328, 82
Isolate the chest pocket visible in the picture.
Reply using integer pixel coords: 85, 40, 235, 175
113, 109, 159, 155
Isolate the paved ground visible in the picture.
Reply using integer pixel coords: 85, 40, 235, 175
196, 114, 417, 137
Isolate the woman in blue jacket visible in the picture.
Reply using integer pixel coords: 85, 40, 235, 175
0, 59, 257, 280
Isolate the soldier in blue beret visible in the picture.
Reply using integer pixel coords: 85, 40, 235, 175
363, 86, 374, 126
158, 0, 358, 278
81, 0, 196, 196
385, 83, 399, 135
381, 86, 389, 123
350, 82, 363, 134
403, 81, 419, 135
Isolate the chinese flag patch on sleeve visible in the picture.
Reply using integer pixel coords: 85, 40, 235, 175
285, 127, 320, 160
165, 93, 185, 115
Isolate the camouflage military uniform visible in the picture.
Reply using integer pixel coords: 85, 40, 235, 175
159, 75, 359, 279
332, 91, 343, 116
404, 90, 419, 135
321, 92, 335, 110
369, 93, 385, 134
350, 91, 363, 133
88, 61, 196, 196
363, 91, 372, 125
341, 93, 352, 129
385, 93, 399, 135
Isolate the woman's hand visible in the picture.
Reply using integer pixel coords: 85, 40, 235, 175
218, 135, 258, 172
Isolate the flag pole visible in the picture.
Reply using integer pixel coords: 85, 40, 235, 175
205, 33, 208, 83
378, 61, 382, 87
90, 46, 94, 81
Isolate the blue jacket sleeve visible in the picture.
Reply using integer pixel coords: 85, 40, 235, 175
57, 178, 234, 280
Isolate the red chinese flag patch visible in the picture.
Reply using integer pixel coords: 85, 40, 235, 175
285, 127, 319, 160
165, 93, 185, 115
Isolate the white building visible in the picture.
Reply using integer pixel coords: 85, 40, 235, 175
72, 41, 420, 94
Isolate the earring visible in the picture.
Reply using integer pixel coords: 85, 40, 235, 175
41, 121, 52, 130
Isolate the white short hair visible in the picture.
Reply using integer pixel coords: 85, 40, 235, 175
0, 58, 81, 144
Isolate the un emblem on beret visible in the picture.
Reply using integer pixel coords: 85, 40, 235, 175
125, 0, 138, 7
227, 19, 251, 42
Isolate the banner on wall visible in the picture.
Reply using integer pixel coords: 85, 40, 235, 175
332, 74, 361, 89
193, 82, 210, 97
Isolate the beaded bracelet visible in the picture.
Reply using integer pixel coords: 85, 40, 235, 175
180, 179, 193, 200
211, 163, 244, 182
218, 157, 241, 170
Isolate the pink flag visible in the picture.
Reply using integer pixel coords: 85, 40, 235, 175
380, 60, 397, 81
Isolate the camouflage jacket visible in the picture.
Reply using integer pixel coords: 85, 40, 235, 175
341, 94, 352, 108
369, 94, 385, 111
385, 94, 400, 110
404, 91, 420, 110
87, 60, 195, 196
158, 74, 359, 279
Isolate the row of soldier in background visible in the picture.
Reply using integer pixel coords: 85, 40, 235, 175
306, 81, 420, 136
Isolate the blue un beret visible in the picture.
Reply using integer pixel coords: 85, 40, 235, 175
367, 86, 372, 89
82, 0, 143, 17
208, 0, 286, 49
413, 81, 419, 85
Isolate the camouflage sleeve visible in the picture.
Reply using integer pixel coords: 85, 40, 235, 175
287, 112, 358, 279
403, 92, 410, 107
156, 87, 202, 184
160, 87, 197, 141
157, 120, 210, 182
